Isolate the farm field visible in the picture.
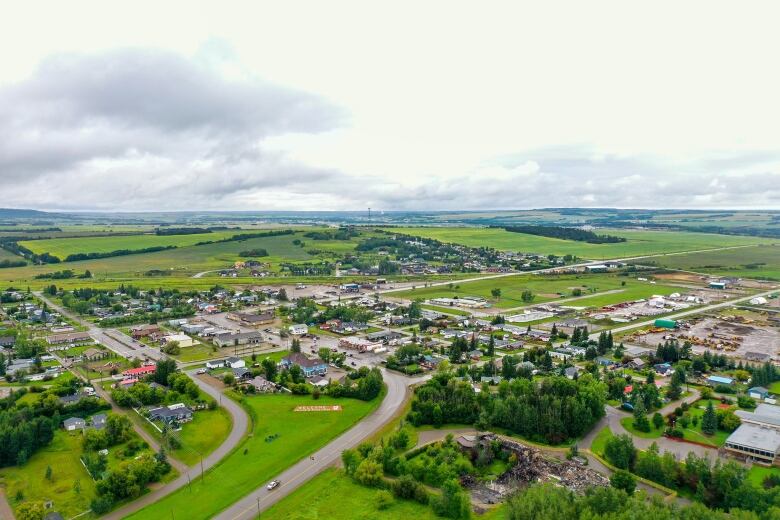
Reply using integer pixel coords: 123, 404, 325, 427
395, 273, 684, 309
261, 467, 442, 520
631, 244, 780, 281
18, 230, 242, 259
126, 392, 382, 520
0, 248, 24, 263
386, 227, 772, 259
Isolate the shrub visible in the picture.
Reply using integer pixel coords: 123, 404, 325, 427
376, 490, 394, 510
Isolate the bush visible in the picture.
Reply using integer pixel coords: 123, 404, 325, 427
610, 469, 636, 494
376, 490, 394, 510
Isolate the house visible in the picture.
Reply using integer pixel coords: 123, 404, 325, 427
628, 358, 646, 370
654, 363, 673, 376
91, 413, 107, 430
122, 365, 156, 381
6, 359, 33, 376
289, 324, 308, 336
232, 367, 251, 380
227, 357, 246, 369
564, 366, 580, 379
60, 393, 82, 405
63, 417, 86, 431
213, 331, 263, 348
46, 332, 92, 345
206, 359, 227, 370
596, 357, 616, 367
280, 353, 327, 377
83, 348, 108, 361
149, 404, 193, 424
0, 336, 15, 348
421, 355, 443, 369
130, 324, 161, 339
162, 333, 195, 348
468, 349, 482, 360
309, 375, 330, 387
749, 387, 770, 400
585, 264, 608, 273
707, 375, 734, 386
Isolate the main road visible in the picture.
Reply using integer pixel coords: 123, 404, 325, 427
214, 369, 422, 520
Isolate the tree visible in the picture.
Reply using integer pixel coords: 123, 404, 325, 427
487, 334, 495, 357
278, 288, 288, 301
45, 465, 52, 480
491, 288, 501, 300
153, 359, 177, 385
633, 400, 651, 432
610, 469, 636, 494
604, 434, 636, 470
653, 412, 664, 430
318, 347, 331, 363
16, 501, 45, 520
521, 290, 535, 303
354, 458, 383, 487
261, 358, 277, 381
702, 401, 717, 435
291, 338, 301, 353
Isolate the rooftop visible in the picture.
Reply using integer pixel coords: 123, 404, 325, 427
726, 423, 780, 454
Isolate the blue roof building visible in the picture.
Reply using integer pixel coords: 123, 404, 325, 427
707, 375, 734, 386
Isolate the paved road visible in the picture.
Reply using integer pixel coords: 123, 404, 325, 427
104, 371, 249, 520
214, 369, 420, 520
35, 292, 165, 362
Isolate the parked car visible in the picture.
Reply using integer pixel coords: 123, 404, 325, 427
195, 368, 207, 375
267, 480, 280, 490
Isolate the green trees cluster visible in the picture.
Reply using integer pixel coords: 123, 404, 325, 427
502, 225, 626, 243
83, 414, 133, 451
505, 483, 777, 520
407, 374, 606, 444
91, 453, 170, 513
603, 435, 780, 513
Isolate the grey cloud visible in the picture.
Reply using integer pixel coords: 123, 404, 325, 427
0, 48, 344, 208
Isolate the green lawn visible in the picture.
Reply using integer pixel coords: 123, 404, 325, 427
262, 468, 442, 520
620, 417, 664, 439
171, 408, 232, 466
747, 465, 780, 487
420, 304, 471, 316
127, 392, 383, 520
680, 401, 731, 447
386, 227, 771, 260
589, 426, 613, 457
396, 273, 683, 309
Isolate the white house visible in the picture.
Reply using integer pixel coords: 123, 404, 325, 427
163, 333, 195, 348
289, 324, 308, 335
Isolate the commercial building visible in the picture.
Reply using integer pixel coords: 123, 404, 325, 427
726, 404, 780, 465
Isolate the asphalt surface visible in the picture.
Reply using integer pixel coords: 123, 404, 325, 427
213, 369, 418, 520
103, 370, 249, 520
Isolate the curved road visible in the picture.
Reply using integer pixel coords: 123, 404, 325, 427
214, 369, 416, 520
104, 371, 249, 520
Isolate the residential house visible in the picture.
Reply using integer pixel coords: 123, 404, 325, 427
749, 387, 770, 400
206, 359, 227, 370
162, 333, 195, 348
227, 357, 246, 369
149, 403, 193, 424
289, 324, 308, 336
628, 358, 646, 370
130, 324, 161, 339
248, 376, 276, 393
707, 375, 734, 386
91, 413, 107, 430
654, 363, 673, 376
564, 366, 580, 379
63, 417, 86, 431
232, 367, 251, 380
0, 336, 15, 348
280, 353, 327, 377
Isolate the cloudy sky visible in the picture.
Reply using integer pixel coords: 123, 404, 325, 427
1, 1, 779, 211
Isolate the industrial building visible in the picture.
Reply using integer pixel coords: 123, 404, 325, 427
725, 404, 780, 465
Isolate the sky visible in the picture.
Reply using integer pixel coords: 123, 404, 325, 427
1, 1, 779, 212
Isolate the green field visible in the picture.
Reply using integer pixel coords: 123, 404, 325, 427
0, 248, 25, 263
262, 468, 442, 520
171, 408, 232, 466
396, 273, 684, 309
386, 227, 772, 259
127, 392, 382, 520
632, 244, 780, 281
18, 231, 242, 259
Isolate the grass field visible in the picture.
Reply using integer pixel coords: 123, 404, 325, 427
171, 408, 232, 466
588, 426, 613, 457
127, 392, 383, 520
631, 244, 780, 281
262, 468, 442, 520
395, 273, 683, 309
620, 417, 664, 439
386, 227, 772, 260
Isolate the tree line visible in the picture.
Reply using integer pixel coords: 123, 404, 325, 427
501, 225, 626, 243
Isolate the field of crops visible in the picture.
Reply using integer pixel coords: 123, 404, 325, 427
385, 227, 772, 259
18, 230, 243, 258
394, 273, 684, 309
632, 244, 780, 281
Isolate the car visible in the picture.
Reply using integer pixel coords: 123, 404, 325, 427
350, 362, 357, 366
267, 480, 280, 490
195, 368, 207, 375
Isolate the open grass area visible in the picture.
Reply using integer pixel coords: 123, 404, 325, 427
589, 426, 613, 456
620, 417, 664, 439
747, 465, 780, 487
386, 227, 771, 260
262, 468, 442, 520
171, 407, 232, 466
127, 392, 383, 520
633, 244, 780, 281
420, 303, 471, 316
395, 273, 683, 309
0, 431, 95, 518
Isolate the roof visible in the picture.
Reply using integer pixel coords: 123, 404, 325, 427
726, 423, 780, 453
124, 365, 156, 376
0, 335, 15, 346
707, 375, 734, 384
750, 387, 770, 394
736, 404, 780, 428
283, 353, 326, 369
63, 417, 85, 426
